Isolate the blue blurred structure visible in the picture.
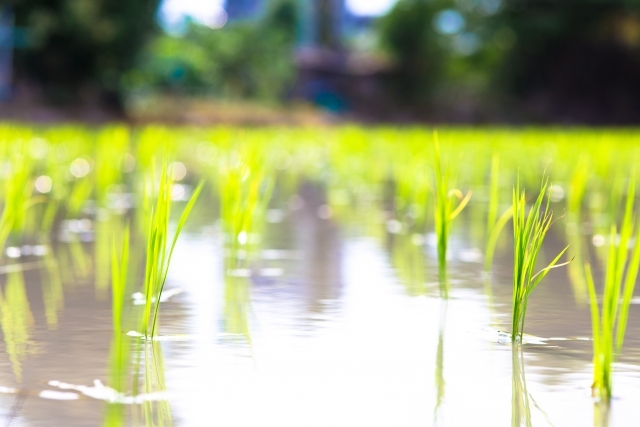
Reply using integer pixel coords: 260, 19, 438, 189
0, 7, 13, 102
225, 0, 263, 21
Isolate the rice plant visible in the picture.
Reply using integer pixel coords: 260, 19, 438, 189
0, 142, 35, 251
140, 162, 204, 338
584, 178, 640, 401
484, 154, 513, 273
433, 133, 472, 298
512, 176, 570, 342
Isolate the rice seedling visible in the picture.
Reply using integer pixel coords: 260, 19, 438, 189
584, 177, 640, 401
0, 142, 35, 252
218, 147, 274, 269
94, 127, 129, 294
140, 161, 204, 338
484, 154, 513, 273
512, 176, 570, 342
433, 132, 472, 298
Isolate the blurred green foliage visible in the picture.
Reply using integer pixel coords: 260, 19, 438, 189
11, 0, 161, 108
377, 0, 447, 106
125, 0, 297, 102
377, 0, 640, 121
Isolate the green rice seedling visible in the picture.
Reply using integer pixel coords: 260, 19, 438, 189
584, 177, 640, 401
512, 176, 570, 342
433, 133, 472, 298
94, 127, 130, 295
392, 148, 431, 232
484, 154, 513, 273
140, 162, 204, 338
0, 142, 35, 251
218, 147, 274, 269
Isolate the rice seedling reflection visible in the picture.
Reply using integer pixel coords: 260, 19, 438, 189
223, 274, 252, 343
134, 341, 173, 427
511, 344, 555, 427
511, 345, 532, 427
388, 232, 427, 296
434, 301, 446, 426
0, 269, 34, 382
104, 226, 131, 426
593, 401, 610, 427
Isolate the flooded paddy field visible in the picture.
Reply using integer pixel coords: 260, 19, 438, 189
0, 125, 638, 426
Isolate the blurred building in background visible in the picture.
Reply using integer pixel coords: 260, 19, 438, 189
4, 0, 640, 124
226, 0, 263, 21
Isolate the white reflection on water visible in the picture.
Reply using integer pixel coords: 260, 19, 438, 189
160, 233, 640, 426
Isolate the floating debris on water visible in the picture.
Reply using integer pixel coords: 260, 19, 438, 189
132, 287, 184, 305
48, 380, 167, 403
39, 390, 80, 400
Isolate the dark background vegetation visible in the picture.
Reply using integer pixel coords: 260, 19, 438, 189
3, 0, 640, 124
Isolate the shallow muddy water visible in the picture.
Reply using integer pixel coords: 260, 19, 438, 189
1, 194, 639, 427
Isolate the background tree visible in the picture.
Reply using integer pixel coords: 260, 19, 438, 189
495, 0, 640, 123
10, 0, 161, 111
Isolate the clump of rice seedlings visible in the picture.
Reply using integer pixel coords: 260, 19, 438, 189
584, 178, 640, 401
433, 133, 472, 297
218, 148, 274, 269
216, 148, 273, 343
512, 176, 570, 342
140, 162, 203, 338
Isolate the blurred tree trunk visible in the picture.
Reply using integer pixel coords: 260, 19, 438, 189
315, 0, 340, 49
